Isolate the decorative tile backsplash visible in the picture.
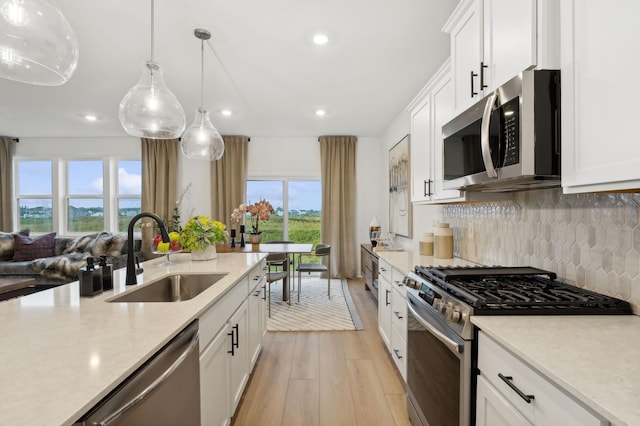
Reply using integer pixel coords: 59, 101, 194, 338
442, 188, 640, 314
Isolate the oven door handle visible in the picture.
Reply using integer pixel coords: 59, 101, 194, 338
480, 90, 499, 178
407, 298, 463, 354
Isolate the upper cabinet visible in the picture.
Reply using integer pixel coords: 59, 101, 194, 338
561, 0, 640, 193
443, 0, 559, 114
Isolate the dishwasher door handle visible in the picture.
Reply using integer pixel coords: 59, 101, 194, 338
95, 327, 200, 426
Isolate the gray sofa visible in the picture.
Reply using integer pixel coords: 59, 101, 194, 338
0, 230, 142, 293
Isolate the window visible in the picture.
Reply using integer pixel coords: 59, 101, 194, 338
67, 161, 104, 232
14, 158, 141, 235
17, 160, 53, 232
116, 160, 142, 231
246, 179, 321, 250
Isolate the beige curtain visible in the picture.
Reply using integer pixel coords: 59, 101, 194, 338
319, 135, 358, 278
141, 138, 179, 259
0, 137, 15, 232
211, 135, 249, 232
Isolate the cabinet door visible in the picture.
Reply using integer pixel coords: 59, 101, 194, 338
248, 280, 265, 368
561, 0, 640, 193
476, 375, 533, 426
430, 70, 464, 202
483, 0, 536, 90
410, 94, 432, 202
378, 276, 392, 349
229, 300, 249, 414
200, 327, 231, 426
450, 0, 484, 112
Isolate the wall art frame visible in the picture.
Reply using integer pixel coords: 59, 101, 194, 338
389, 134, 412, 238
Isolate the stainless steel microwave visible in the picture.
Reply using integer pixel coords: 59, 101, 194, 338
442, 70, 561, 192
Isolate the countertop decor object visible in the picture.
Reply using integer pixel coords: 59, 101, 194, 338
179, 215, 226, 261
231, 199, 275, 234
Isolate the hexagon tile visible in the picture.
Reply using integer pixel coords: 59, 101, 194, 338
443, 188, 640, 314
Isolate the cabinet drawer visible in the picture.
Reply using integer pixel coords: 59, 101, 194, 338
200, 276, 249, 351
390, 268, 406, 298
391, 322, 407, 380
379, 259, 392, 284
390, 287, 407, 335
477, 332, 605, 426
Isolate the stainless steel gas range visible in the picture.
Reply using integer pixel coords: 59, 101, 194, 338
404, 266, 632, 426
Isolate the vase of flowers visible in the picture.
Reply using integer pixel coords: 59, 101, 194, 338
231, 199, 274, 249
179, 215, 227, 261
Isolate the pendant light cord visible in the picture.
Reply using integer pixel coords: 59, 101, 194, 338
200, 39, 204, 108
150, 0, 155, 63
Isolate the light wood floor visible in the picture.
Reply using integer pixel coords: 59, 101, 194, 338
232, 277, 411, 426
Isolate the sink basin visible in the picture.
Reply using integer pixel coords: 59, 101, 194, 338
108, 273, 228, 303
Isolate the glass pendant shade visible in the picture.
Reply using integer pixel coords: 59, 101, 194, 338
119, 60, 186, 139
180, 107, 224, 160
0, 0, 78, 86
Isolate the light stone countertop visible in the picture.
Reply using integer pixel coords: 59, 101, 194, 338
472, 315, 640, 426
375, 250, 479, 275
0, 252, 266, 426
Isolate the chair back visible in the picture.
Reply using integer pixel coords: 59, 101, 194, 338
266, 252, 288, 263
314, 244, 330, 256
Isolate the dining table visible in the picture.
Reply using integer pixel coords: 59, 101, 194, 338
216, 242, 313, 301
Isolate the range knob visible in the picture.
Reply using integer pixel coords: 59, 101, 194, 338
446, 307, 462, 323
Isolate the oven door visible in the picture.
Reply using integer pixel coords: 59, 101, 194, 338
406, 291, 472, 426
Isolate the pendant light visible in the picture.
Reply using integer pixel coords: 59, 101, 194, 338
180, 28, 224, 161
119, 0, 185, 139
0, 0, 78, 86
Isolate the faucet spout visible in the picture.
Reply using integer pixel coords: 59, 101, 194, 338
126, 212, 170, 285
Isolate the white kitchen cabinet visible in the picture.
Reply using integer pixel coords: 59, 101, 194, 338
410, 93, 432, 203
561, 0, 640, 193
248, 265, 266, 369
377, 258, 408, 380
378, 265, 392, 348
200, 325, 231, 426
476, 331, 607, 426
199, 261, 265, 426
444, 0, 557, 114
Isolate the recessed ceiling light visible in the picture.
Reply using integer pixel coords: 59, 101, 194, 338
221, 109, 232, 117
313, 33, 329, 45
315, 109, 326, 117
84, 114, 98, 122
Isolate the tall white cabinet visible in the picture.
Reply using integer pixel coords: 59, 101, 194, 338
561, 0, 640, 193
443, 0, 558, 114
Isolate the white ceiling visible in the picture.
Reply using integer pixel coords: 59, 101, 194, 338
0, 0, 458, 139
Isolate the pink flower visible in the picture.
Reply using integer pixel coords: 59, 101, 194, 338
231, 199, 274, 233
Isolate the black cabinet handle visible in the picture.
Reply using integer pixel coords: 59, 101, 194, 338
498, 373, 535, 403
227, 330, 235, 356
232, 324, 239, 349
480, 61, 488, 89
470, 70, 478, 97
393, 310, 403, 319
262, 284, 267, 300
393, 349, 403, 360
428, 179, 432, 197
385, 289, 391, 306
424, 180, 428, 197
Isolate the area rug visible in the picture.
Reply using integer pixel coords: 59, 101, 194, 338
267, 277, 364, 331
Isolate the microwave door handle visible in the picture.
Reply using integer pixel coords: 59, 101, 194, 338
481, 91, 499, 178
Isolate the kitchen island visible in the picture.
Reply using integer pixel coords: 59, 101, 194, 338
0, 252, 266, 426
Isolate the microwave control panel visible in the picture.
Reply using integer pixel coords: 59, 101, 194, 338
501, 97, 519, 167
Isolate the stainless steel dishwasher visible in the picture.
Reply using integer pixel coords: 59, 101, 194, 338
75, 320, 200, 426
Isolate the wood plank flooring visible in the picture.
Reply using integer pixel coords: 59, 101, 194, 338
232, 278, 411, 426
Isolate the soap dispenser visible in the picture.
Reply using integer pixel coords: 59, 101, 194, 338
79, 257, 102, 297
99, 255, 113, 291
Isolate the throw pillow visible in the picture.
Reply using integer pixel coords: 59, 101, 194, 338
12, 232, 56, 262
0, 229, 30, 261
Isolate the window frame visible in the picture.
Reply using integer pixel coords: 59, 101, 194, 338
14, 156, 141, 235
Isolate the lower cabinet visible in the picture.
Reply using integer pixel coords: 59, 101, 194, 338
476, 331, 607, 426
377, 258, 408, 381
199, 261, 266, 426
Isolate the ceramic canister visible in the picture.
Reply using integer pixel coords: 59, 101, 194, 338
434, 223, 453, 258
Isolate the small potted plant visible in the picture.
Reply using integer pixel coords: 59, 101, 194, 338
179, 215, 227, 260
231, 199, 274, 247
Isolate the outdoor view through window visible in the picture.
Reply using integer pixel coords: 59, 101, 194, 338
246, 180, 321, 260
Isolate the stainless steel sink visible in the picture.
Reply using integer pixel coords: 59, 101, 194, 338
108, 273, 228, 303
